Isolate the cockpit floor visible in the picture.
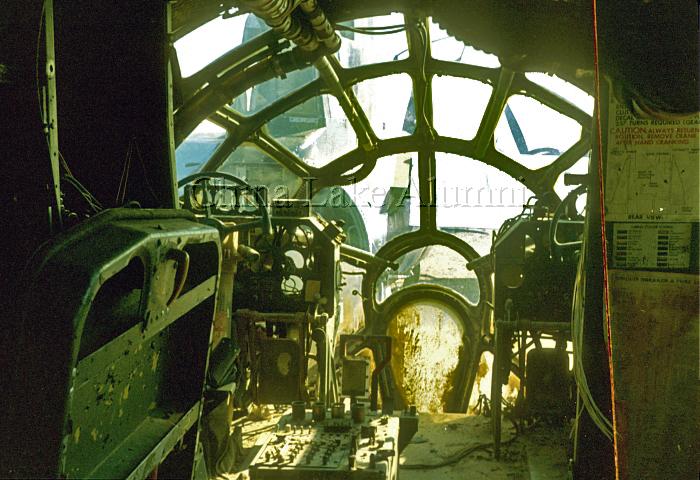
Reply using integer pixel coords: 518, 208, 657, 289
226, 411, 570, 480
397, 413, 569, 480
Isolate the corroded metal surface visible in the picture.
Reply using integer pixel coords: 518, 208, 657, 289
387, 302, 463, 413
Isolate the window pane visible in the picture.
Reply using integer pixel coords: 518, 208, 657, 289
355, 74, 414, 138
375, 246, 480, 305
429, 19, 500, 68
231, 66, 319, 116
436, 153, 533, 230
270, 95, 357, 168
526, 72, 594, 116
336, 14, 409, 68
494, 95, 582, 169
175, 13, 269, 78
175, 120, 227, 180
218, 143, 302, 199
343, 154, 418, 250
433, 76, 492, 140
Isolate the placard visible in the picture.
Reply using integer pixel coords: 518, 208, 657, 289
612, 222, 692, 269
605, 97, 699, 222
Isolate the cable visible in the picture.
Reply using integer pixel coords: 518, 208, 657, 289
592, 3, 619, 476
334, 23, 406, 35
37, 6, 104, 217
415, 21, 437, 143
570, 214, 614, 441
116, 140, 133, 205
59, 153, 103, 212
62, 175, 102, 213
132, 137, 161, 204
401, 419, 520, 470
549, 184, 587, 259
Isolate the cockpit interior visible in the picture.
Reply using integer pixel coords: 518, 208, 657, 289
1, 1, 698, 479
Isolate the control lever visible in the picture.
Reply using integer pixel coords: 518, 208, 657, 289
563, 173, 590, 186
466, 253, 492, 272
340, 244, 398, 271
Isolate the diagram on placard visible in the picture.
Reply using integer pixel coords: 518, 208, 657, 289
606, 148, 699, 221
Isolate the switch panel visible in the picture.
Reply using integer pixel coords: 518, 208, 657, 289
249, 408, 400, 479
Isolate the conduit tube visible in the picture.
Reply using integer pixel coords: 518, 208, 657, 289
238, 0, 376, 150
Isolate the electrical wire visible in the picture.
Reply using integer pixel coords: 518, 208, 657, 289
37, 4, 104, 217
569, 2, 617, 448
334, 23, 406, 35
62, 175, 102, 213
131, 137, 161, 204
592, 3, 619, 476
401, 419, 520, 470
60, 153, 103, 213
548, 184, 587, 259
416, 21, 437, 142
570, 214, 614, 441
116, 140, 133, 205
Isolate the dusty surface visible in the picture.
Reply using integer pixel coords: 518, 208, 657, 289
400, 414, 526, 479
399, 414, 570, 480
388, 302, 464, 413
227, 411, 570, 480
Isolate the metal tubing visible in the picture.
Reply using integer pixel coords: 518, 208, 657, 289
242, 0, 376, 151
180, 31, 287, 100
340, 244, 398, 271
311, 327, 330, 406
299, 0, 340, 51
406, 17, 437, 231
474, 67, 515, 158
240, 0, 318, 51
209, 107, 311, 179
313, 56, 376, 151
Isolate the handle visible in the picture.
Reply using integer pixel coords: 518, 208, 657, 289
166, 249, 190, 306
340, 244, 399, 271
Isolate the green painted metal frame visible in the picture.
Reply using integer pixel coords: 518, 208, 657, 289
12, 209, 222, 479
170, 8, 592, 414
173, 13, 591, 201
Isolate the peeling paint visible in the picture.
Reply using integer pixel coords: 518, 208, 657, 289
388, 301, 463, 413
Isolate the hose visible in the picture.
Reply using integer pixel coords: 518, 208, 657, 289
238, 0, 339, 53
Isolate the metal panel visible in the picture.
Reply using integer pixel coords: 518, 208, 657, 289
257, 338, 304, 404
10, 209, 221, 479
